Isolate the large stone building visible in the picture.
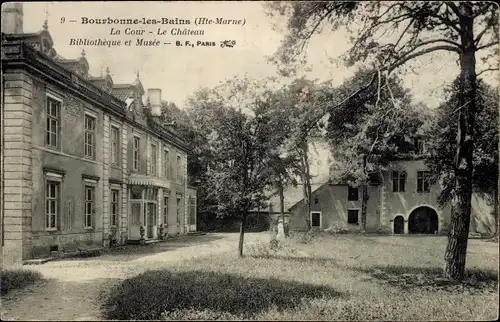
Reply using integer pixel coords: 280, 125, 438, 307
1, 3, 197, 267
289, 159, 496, 235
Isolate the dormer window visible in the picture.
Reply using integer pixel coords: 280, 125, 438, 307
42, 38, 51, 54
415, 139, 425, 155
105, 81, 112, 92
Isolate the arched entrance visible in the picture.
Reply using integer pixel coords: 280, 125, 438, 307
393, 216, 404, 234
408, 206, 439, 234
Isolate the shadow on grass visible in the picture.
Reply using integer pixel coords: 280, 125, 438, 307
102, 269, 345, 320
354, 264, 498, 293
247, 254, 338, 265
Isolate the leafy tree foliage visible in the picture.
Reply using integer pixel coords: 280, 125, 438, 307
426, 78, 499, 224
271, 77, 333, 230
327, 68, 431, 230
266, 0, 499, 280
177, 77, 299, 255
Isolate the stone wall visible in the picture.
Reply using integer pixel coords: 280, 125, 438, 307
289, 184, 380, 232
29, 76, 105, 258
2, 69, 34, 267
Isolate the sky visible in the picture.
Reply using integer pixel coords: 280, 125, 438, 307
20, 1, 481, 109
17, 1, 498, 185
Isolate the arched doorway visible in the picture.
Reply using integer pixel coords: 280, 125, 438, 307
408, 206, 439, 234
393, 216, 404, 234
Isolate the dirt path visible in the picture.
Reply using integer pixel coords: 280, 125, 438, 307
0, 232, 269, 321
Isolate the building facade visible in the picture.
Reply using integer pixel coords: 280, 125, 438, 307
289, 159, 496, 235
1, 4, 196, 267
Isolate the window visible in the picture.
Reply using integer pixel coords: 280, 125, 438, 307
150, 143, 157, 175
163, 196, 169, 225
131, 202, 141, 225
347, 209, 359, 225
110, 189, 119, 227
415, 139, 425, 155
176, 155, 182, 182
45, 181, 60, 230
392, 171, 406, 192
133, 136, 140, 170
84, 185, 95, 228
84, 114, 96, 159
189, 197, 196, 225
348, 186, 359, 201
46, 96, 61, 149
163, 149, 170, 179
111, 126, 120, 165
417, 171, 431, 193
176, 196, 182, 225
130, 185, 143, 200
310, 212, 321, 228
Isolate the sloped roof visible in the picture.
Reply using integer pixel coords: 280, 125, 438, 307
287, 183, 330, 211
112, 87, 134, 101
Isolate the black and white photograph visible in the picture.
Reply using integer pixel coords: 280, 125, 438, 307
1, 1, 499, 320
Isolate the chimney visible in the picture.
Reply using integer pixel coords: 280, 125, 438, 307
1, 2, 23, 34
147, 88, 162, 116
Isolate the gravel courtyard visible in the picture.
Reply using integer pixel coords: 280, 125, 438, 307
0, 233, 270, 321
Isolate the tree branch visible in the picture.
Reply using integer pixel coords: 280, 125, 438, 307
304, 44, 459, 135
477, 41, 499, 51
475, 13, 497, 45
389, 44, 462, 73
393, 18, 416, 51
396, 39, 462, 60
446, 2, 461, 17
477, 67, 499, 77
473, 3, 494, 19
295, 7, 336, 60
430, 12, 461, 33
375, 3, 403, 22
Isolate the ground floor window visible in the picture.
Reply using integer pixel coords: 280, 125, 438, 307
84, 185, 95, 228
163, 196, 169, 225
310, 212, 321, 228
110, 189, 120, 227
176, 196, 182, 225
188, 197, 196, 225
347, 209, 359, 225
45, 181, 60, 230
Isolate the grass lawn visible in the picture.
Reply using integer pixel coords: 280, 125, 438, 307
102, 233, 499, 321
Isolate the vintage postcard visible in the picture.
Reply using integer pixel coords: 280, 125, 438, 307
1, 1, 498, 321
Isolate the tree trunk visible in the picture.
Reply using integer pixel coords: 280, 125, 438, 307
279, 182, 285, 224
361, 183, 368, 232
494, 186, 499, 235
238, 212, 247, 257
299, 140, 312, 231
444, 3, 477, 281
304, 145, 312, 231
361, 155, 368, 232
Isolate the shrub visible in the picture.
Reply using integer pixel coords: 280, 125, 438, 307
1, 269, 43, 295
325, 226, 349, 234
102, 269, 339, 320
245, 240, 298, 259
289, 230, 315, 244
